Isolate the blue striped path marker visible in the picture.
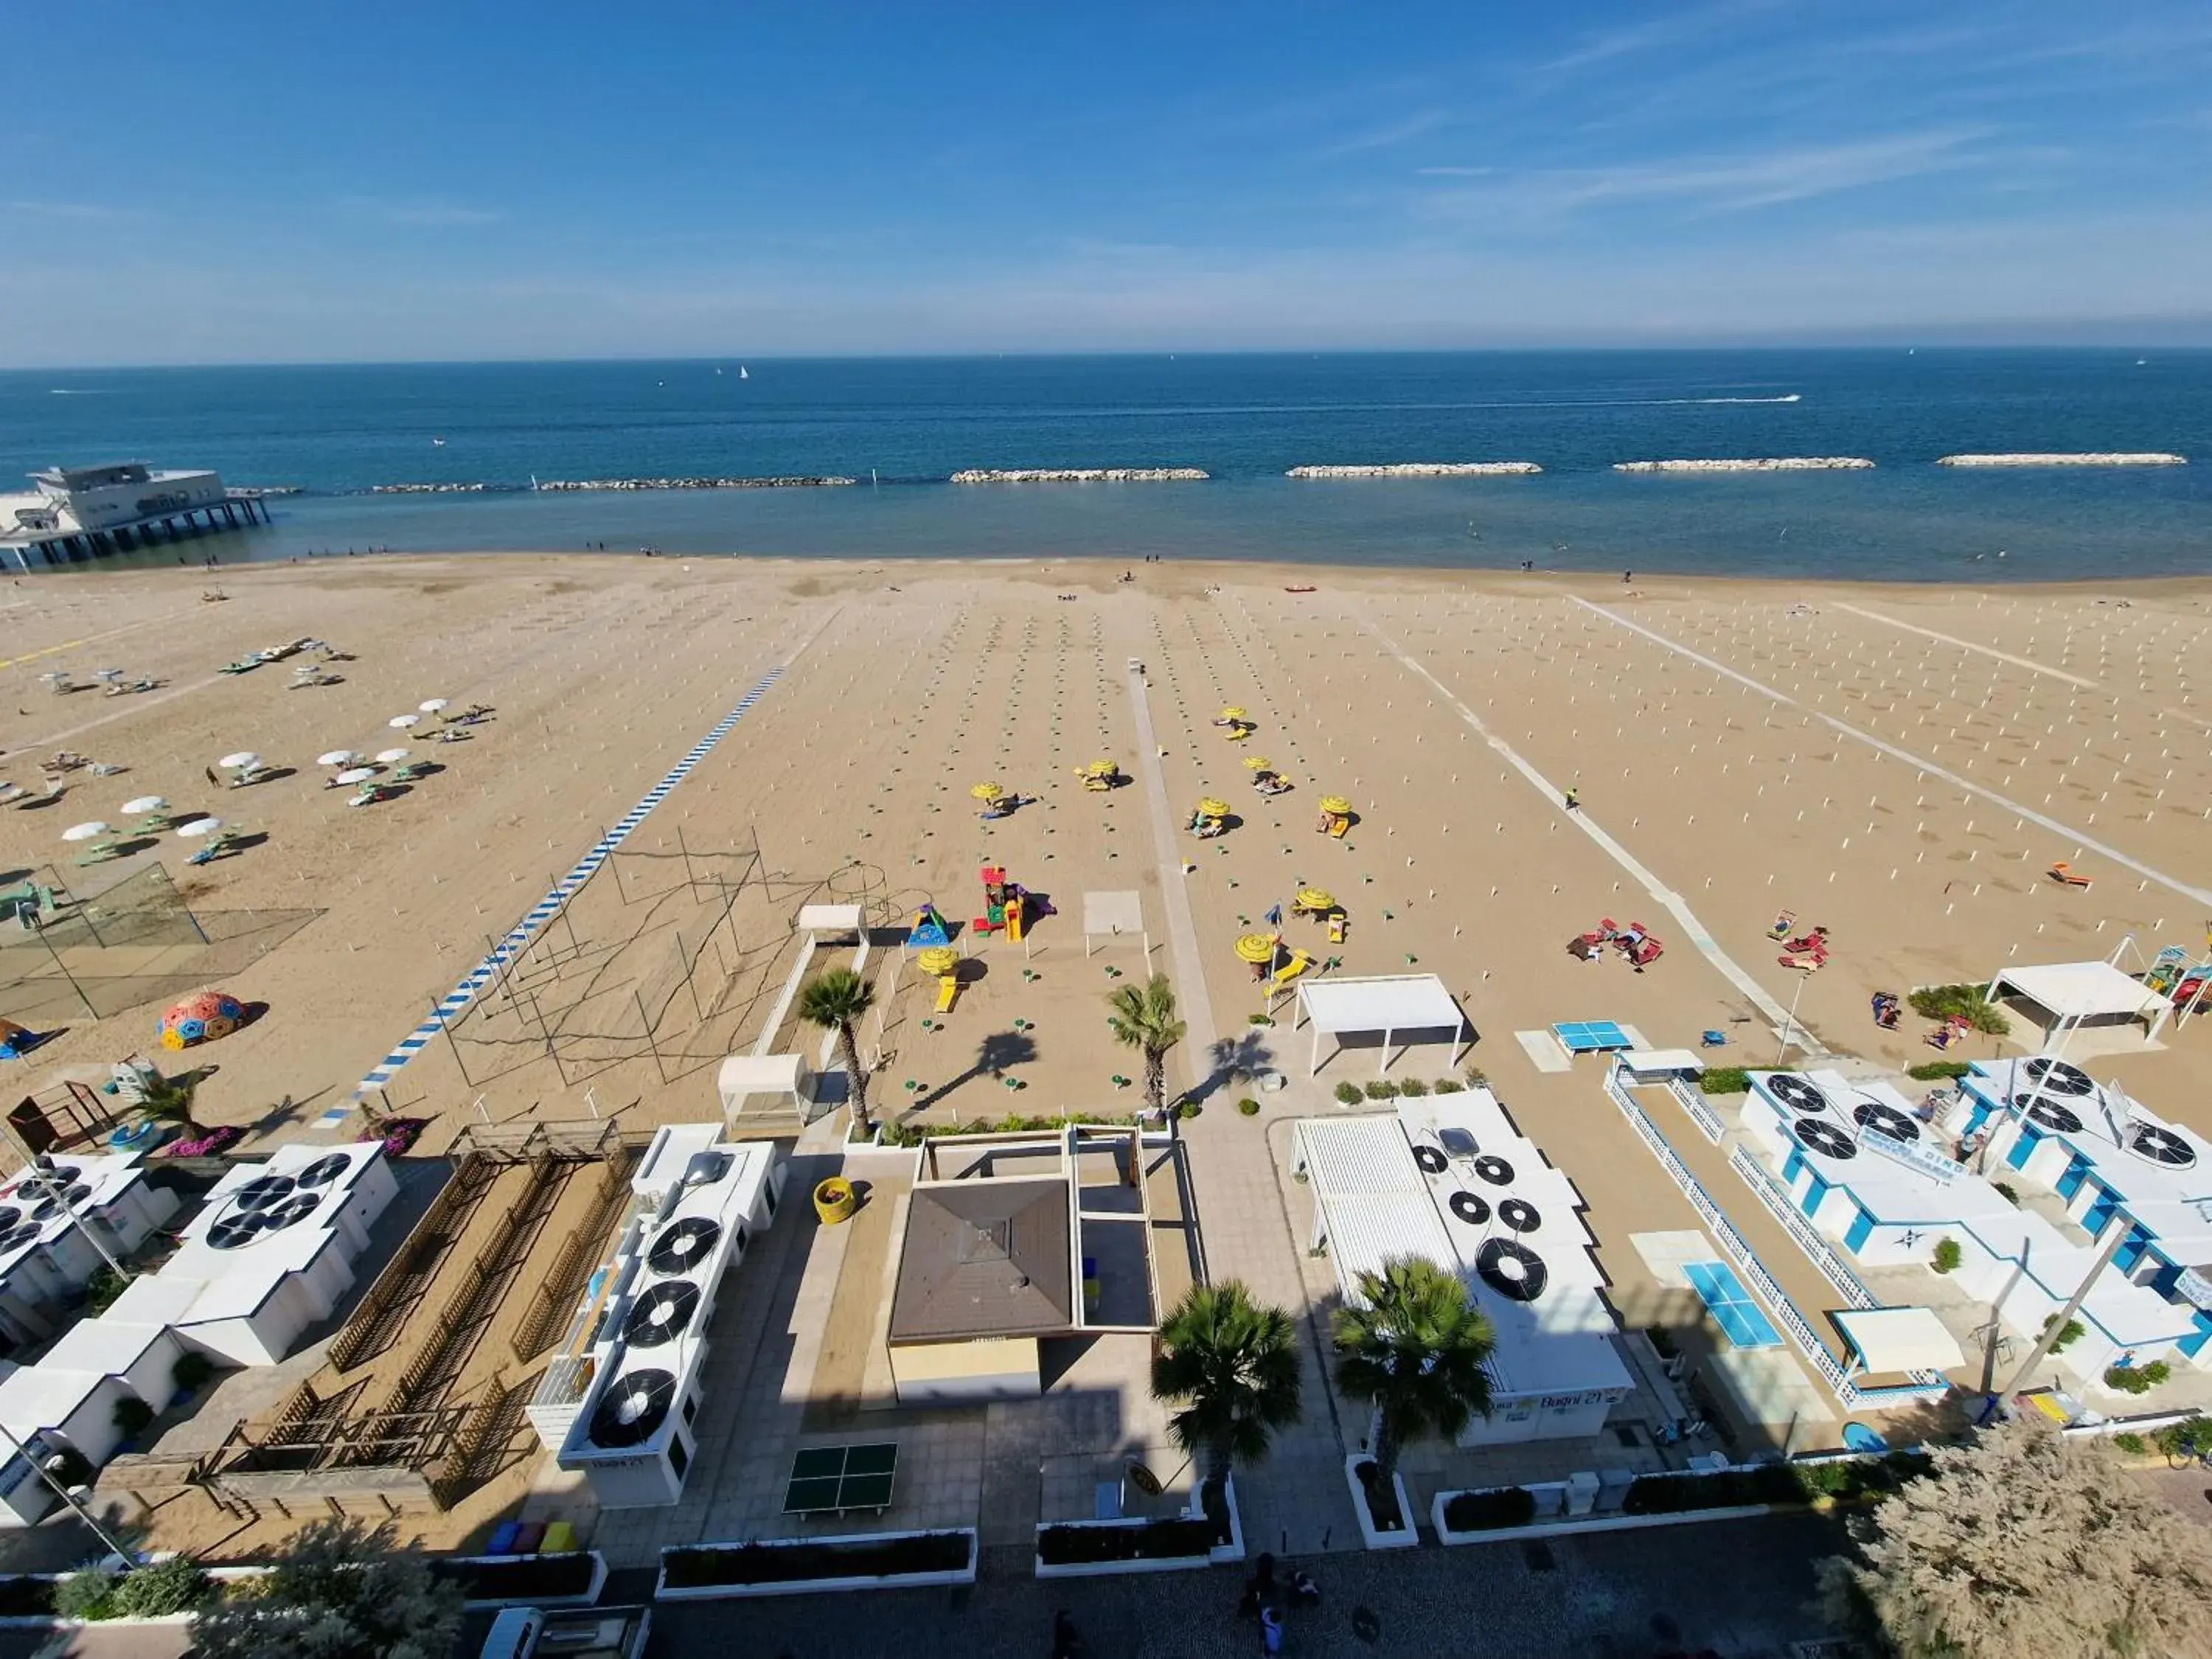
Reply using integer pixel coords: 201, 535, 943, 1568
319, 666, 785, 1128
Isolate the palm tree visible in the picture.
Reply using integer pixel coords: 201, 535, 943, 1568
138, 1068, 208, 1140
1151, 1281, 1304, 1514
1107, 974, 1186, 1121
1332, 1256, 1496, 1504
798, 967, 877, 1135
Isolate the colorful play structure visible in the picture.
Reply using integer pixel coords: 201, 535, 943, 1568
917, 945, 962, 1013
909, 903, 953, 949
1189, 798, 1229, 839
974, 865, 1038, 941
1315, 796, 1354, 838
2147, 940, 2212, 1027
1244, 755, 1290, 796
160, 987, 246, 1050
1214, 706, 1254, 742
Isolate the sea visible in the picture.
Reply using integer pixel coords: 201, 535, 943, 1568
2, 350, 2207, 582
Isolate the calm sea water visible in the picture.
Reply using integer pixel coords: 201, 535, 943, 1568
2, 351, 2207, 581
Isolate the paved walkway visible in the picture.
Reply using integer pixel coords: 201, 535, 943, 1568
1124, 661, 1220, 1087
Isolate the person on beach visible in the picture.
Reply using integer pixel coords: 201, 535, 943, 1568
1260, 1603, 1285, 1653
1563, 786, 1580, 811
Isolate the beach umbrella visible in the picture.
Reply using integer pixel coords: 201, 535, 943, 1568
219, 751, 261, 771
1318, 796, 1353, 816
970, 782, 1004, 802
1234, 933, 1280, 964
1296, 888, 1338, 913
333, 768, 377, 787
1243, 755, 1274, 771
417, 698, 449, 714
375, 748, 411, 765
61, 821, 111, 842
1218, 706, 1247, 722
176, 818, 223, 840
1197, 797, 1229, 818
1085, 759, 1117, 777
316, 750, 358, 768
121, 796, 167, 816
388, 714, 422, 730
916, 945, 959, 977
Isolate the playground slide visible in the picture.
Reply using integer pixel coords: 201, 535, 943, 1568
936, 977, 959, 1013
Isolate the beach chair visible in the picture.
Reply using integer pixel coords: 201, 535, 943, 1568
392, 762, 432, 782
934, 975, 959, 1014
1700, 1030, 1728, 1048
1326, 814, 1349, 838
1767, 909, 1796, 940
2048, 860, 2093, 888
0, 785, 26, 807
74, 841, 122, 867
1271, 948, 1316, 987
1326, 913, 1347, 945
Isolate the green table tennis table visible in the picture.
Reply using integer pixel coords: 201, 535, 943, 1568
783, 1442, 898, 1516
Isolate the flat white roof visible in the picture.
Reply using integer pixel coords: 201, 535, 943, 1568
716, 1053, 806, 1099
1297, 973, 1464, 1037
1619, 1049, 1705, 1077
796, 903, 863, 934
1992, 961, 2163, 1022
41, 1317, 171, 1377
1834, 1307, 1965, 1374
1082, 891, 1144, 936
1291, 1117, 1454, 1294
0, 1363, 114, 1433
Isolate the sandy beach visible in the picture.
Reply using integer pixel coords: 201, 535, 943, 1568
4, 551, 2209, 1556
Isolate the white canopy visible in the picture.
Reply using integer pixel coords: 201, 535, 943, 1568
1990, 960, 2163, 1023
796, 903, 864, 938
1833, 1306, 1965, 1376
1295, 974, 1470, 1076
1618, 1048, 1705, 1079
1082, 891, 1147, 959
717, 1052, 812, 1115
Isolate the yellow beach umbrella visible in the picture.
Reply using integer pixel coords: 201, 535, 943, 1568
1296, 888, 1337, 913
970, 781, 1004, 801
1235, 933, 1280, 964
917, 945, 959, 976
1243, 755, 1273, 771
1318, 795, 1353, 816
1197, 797, 1230, 818
1086, 759, 1118, 777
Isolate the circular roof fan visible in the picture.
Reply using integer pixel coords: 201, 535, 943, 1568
623, 1281, 701, 1349
1477, 1237, 1548, 1303
1412, 1145, 1448, 1176
2129, 1124, 2197, 1169
1473, 1155, 1515, 1187
2014, 1096, 2084, 1135
29, 1185, 91, 1221
37, 1165, 82, 1188
2023, 1057, 2096, 1098
1, 1222, 44, 1250
590, 1368, 677, 1448
232, 1175, 297, 1211
1767, 1074, 1829, 1116
0, 1207, 21, 1234
1794, 1119, 1858, 1161
1436, 1127, 1479, 1161
294, 1154, 356, 1189
647, 1217, 722, 1277
263, 1192, 325, 1231
207, 1211, 268, 1251
1498, 1197, 1543, 1234
1852, 1102, 1921, 1144
1447, 1191, 1490, 1227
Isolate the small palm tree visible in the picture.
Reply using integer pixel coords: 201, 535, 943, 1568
1332, 1256, 1496, 1496
138, 1069, 208, 1140
1107, 974, 1186, 1119
1151, 1281, 1304, 1512
799, 967, 877, 1135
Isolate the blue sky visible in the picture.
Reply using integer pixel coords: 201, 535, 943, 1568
5, 0, 2211, 363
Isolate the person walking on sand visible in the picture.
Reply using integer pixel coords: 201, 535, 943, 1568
1622, 569, 1632, 584
1563, 785, 1580, 812
1260, 1603, 1285, 1654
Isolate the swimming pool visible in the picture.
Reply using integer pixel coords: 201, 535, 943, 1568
1684, 1260, 1785, 1349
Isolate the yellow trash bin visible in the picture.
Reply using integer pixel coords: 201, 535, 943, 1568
814, 1177, 857, 1225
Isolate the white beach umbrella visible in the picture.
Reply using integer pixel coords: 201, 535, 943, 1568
418, 698, 449, 713
121, 796, 167, 815
375, 748, 411, 765
387, 714, 422, 730
61, 821, 111, 842
219, 751, 262, 771
316, 750, 358, 768
333, 768, 378, 787
176, 817, 223, 840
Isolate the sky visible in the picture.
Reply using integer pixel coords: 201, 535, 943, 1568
4, 1, 2211, 364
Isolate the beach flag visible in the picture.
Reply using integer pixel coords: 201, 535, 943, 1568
1265, 903, 1283, 928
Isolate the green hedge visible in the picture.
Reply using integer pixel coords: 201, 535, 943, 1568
883, 1112, 1141, 1148
1441, 1486, 1537, 1531
1906, 1060, 1971, 1081
1624, 1452, 1931, 1515
664, 1532, 972, 1587
1907, 984, 2011, 1036
1698, 1067, 1751, 1095
1036, 1518, 1217, 1565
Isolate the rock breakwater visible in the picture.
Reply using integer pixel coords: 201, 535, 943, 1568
1613, 457, 1874, 473
533, 476, 858, 491
948, 467, 1208, 483
1285, 462, 1542, 478
1936, 452, 2186, 467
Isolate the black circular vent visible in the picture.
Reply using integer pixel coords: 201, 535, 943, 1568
2015, 1095, 2084, 1134
29, 1185, 91, 1221
2023, 1057, 2095, 1097
1473, 1155, 1515, 1187
207, 1211, 268, 1251
1477, 1238, 1548, 1302
1768, 1074, 1829, 1115
232, 1175, 296, 1211
0, 1207, 21, 1234
1447, 1191, 1490, 1226
647, 1217, 722, 1276
2129, 1125, 2197, 1169
624, 1281, 701, 1349
1, 1222, 44, 1249
1794, 1119, 1857, 1160
1852, 1102, 1920, 1144
1412, 1145, 1448, 1176
1498, 1198, 1543, 1234
589, 1368, 676, 1447
295, 1154, 355, 1189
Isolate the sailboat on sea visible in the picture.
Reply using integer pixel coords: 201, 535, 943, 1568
739, 366, 749, 380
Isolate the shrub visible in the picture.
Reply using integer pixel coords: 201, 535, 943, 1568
1237, 1098, 1261, 1117
885, 1111, 1146, 1148
2153, 1416, 2208, 1460
1354, 1459, 1406, 1531
1177, 1102, 1202, 1121
2104, 1361, 2171, 1396
1431, 1077, 1464, 1094
1442, 1486, 1537, 1532
2112, 1432, 2149, 1455
1992, 1182, 2019, 1206
2040, 1315, 2085, 1354
1907, 984, 2011, 1036
1907, 1060, 1972, 1082
1036, 1518, 1217, 1565
113, 1396, 155, 1436
85, 1265, 131, 1316
173, 1352, 217, 1394
1623, 1464, 1802, 1514
1247, 1014, 1274, 1028
1464, 1068, 1488, 1088
1699, 1067, 1752, 1095
1363, 1079, 1399, 1100
664, 1532, 972, 1587
112, 1556, 213, 1619
1397, 1077, 1429, 1097
1931, 1239, 1963, 1274
1334, 1082, 1363, 1106
55, 1566, 119, 1621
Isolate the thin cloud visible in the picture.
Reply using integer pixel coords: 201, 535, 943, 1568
1319, 108, 1450, 157
332, 196, 504, 227
1536, 0, 1784, 75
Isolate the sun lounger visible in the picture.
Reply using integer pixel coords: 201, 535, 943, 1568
935, 975, 959, 1013
74, 842, 122, 866
1271, 949, 1315, 987
1326, 914, 1347, 945
2048, 860, 2093, 888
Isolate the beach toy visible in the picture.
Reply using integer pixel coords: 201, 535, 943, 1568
316, 749, 358, 768
1197, 798, 1229, 818
1235, 933, 1280, 964
160, 987, 246, 1050
61, 821, 111, 843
